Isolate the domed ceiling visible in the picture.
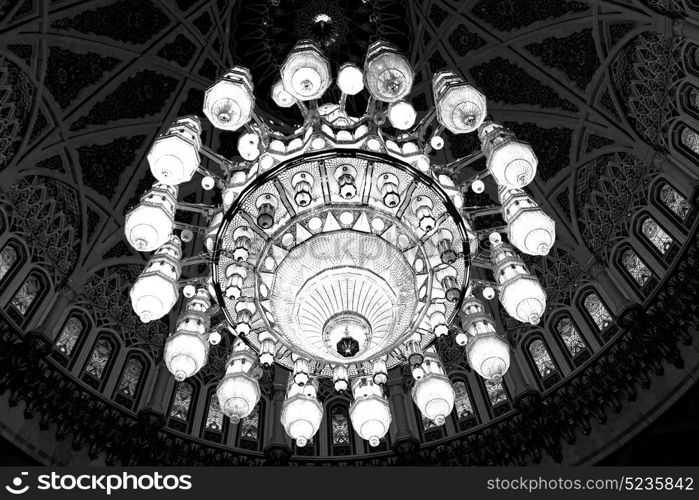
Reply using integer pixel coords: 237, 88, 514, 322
0, 0, 696, 466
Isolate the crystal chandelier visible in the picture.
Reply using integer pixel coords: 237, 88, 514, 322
125, 39, 555, 448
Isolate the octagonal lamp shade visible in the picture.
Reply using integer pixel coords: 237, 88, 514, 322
499, 187, 556, 256
281, 380, 323, 447
216, 371, 261, 423
164, 330, 210, 381
129, 236, 181, 323
499, 275, 547, 325
412, 373, 455, 426
148, 117, 202, 186
363, 41, 414, 103
280, 40, 332, 101
465, 333, 511, 383
349, 376, 392, 447
203, 66, 255, 131
480, 122, 538, 189
124, 183, 178, 252
433, 71, 486, 134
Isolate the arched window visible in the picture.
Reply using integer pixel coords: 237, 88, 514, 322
689, 87, 699, 113
452, 379, 478, 431
620, 248, 652, 287
236, 400, 264, 451
169, 381, 195, 432
7, 271, 47, 325
53, 313, 88, 367
0, 242, 19, 284
583, 293, 613, 333
113, 356, 147, 410
328, 402, 354, 456
484, 379, 511, 418
202, 391, 227, 443
641, 217, 674, 255
680, 126, 699, 155
658, 184, 690, 221
81, 337, 116, 390
554, 316, 589, 363
527, 339, 561, 389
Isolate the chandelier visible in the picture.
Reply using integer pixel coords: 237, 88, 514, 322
125, 40, 554, 448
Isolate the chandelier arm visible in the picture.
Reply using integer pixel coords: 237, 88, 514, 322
172, 222, 208, 236
175, 201, 217, 216
296, 99, 310, 119
176, 275, 209, 289
199, 145, 243, 175
463, 205, 502, 218
179, 253, 212, 268
364, 95, 376, 122
249, 112, 272, 139
441, 150, 485, 175
413, 108, 437, 140
470, 258, 494, 271
469, 278, 499, 290
338, 92, 348, 114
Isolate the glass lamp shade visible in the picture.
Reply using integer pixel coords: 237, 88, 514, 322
363, 41, 414, 103
216, 371, 261, 424
465, 333, 510, 383
507, 209, 555, 256
349, 395, 392, 447
280, 40, 331, 101
124, 184, 177, 252
388, 100, 416, 130
148, 117, 202, 186
499, 275, 547, 325
164, 331, 209, 381
129, 238, 181, 323
280, 394, 324, 447
349, 376, 392, 446
480, 123, 538, 189
500, 187, 555, 256
272, 79, 296, 108
203, 66, 255, 131
337, 63, 364, 95
412, 373, 455, 426
433, 71, 486, 134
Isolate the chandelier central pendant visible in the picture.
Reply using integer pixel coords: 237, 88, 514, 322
125, 39, 555, 449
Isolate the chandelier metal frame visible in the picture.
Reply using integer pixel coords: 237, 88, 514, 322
125, 38, 556, 449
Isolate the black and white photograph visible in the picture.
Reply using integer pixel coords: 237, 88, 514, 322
0, 0, 697, 497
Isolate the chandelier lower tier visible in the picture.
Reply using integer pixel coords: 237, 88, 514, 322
125, 39, 555, 449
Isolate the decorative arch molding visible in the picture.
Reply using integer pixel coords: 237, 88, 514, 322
2, 175, 82, 288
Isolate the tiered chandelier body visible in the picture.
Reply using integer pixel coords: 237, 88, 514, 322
126, 40, 555, 448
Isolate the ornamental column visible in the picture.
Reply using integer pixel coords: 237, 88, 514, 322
387, 370, 420, 464
34, 275, 80, 342
503, 351, 538, 408
264, 368, 291, 465
143, 363, 175, 416
649, 150, 699, 206
584, 257, 634, 315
